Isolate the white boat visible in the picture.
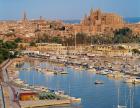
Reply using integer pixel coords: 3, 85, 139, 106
34, 86, 48, 91
14, 78, 24, 85
124, 78, 135, 83
117, 105, 127, 108
74, 67, 81, 72
124, 77, 140, 84
70, 97, 81, 103
100, 69, 110, 75
94, 80, 104, 84
21, 87, 31, 91
133, 77, 140, 84
46, 71, 54, 75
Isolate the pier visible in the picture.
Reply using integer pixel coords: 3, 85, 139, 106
19, 99, 71, 108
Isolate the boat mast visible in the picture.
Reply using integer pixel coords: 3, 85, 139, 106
75, 30, 77, 53
118, 86, 120, 107
117, 83, 127, 108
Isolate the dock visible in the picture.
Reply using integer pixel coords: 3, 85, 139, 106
19, 99, 71, 108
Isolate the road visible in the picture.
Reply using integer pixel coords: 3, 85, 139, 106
1, 60, 20, 108
0, 84, 5, 108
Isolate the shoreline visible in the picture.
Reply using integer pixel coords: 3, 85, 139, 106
1, 54, 140, 108
5, 57, 81, 108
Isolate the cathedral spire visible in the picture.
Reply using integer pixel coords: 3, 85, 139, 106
90, 8, 94, 15
23, 11, 27, 21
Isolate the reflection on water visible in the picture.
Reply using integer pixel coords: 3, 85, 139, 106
19, 62, 140, 108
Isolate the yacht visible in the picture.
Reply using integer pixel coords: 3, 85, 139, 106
117, 105, 127, 108
124, 77, 140, 84
94, 80, 104, 84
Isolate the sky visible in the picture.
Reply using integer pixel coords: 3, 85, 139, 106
0, 0, 140, 20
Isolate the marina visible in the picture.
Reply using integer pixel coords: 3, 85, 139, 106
11, 57, 140, 108
0, 0, 140, 108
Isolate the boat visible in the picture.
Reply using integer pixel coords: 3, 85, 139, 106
124, 77, 140, 84
20, 87, 32, 91
133, 77, 140, 84
69, 97, 81, 103
117, 83, 127, 108
100, 69, 110, 75
34, 86, 48, 92
60, 71, 68, 74
124, 77, 135, 83
54, 71, 68, 75
117, 105, 127, 108
74, 67, 81, 72
45, 72, 54, 75
14, 78, 25, 85
45, 69, 55, 75
94, 80, 104, 84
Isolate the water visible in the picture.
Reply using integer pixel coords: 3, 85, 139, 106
63, 20, 80, 24
63, 17, 140, 24
19, 62, 140, 108
124, 17, 140, 23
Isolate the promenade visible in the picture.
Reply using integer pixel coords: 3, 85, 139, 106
0, 84, 5, 108
1, 60, 20, 108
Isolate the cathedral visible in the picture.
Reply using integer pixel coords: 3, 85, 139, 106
75, 9, 125, 35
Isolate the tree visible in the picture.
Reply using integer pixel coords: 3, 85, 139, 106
76, 33, 87, 44
14, 38, 22, 43
0, 40, 18, 64
3, 41, 17, 49
30, 41, 36, 46
118, 46, 125, 50
113, 27, 133, 43
132, 49, 140, 54
51, 36, 62, 44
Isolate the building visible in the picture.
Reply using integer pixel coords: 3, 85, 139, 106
0, 10, 140, 42
77, 9, 124, 35
19, 92, 37, 101
90, 45, 132, 57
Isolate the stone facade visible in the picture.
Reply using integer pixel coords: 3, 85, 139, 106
23, 43, 133, 57
78, 9, 124, 35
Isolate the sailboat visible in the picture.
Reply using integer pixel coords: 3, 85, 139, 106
117, 105, 127, 108
117, 84, 127, 108
118, 86, 135, 108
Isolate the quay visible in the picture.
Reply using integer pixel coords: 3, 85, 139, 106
0, 57, 81, 108
0, 84, 5, 108
19, 99, 71, 108
1, 59, 20, 108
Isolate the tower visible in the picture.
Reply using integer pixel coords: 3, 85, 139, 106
23, 11, 27, 21
90, 8, 94, 16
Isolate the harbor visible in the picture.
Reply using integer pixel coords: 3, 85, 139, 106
0, 0, 140, 108
4, 57, 81, 108
4, 54, 140, 108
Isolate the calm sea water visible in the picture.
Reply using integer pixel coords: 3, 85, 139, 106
63, 18, 140, 24
19, 62, 140, 108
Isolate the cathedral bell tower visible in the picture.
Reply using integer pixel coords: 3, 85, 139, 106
22, 11, 28, 22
